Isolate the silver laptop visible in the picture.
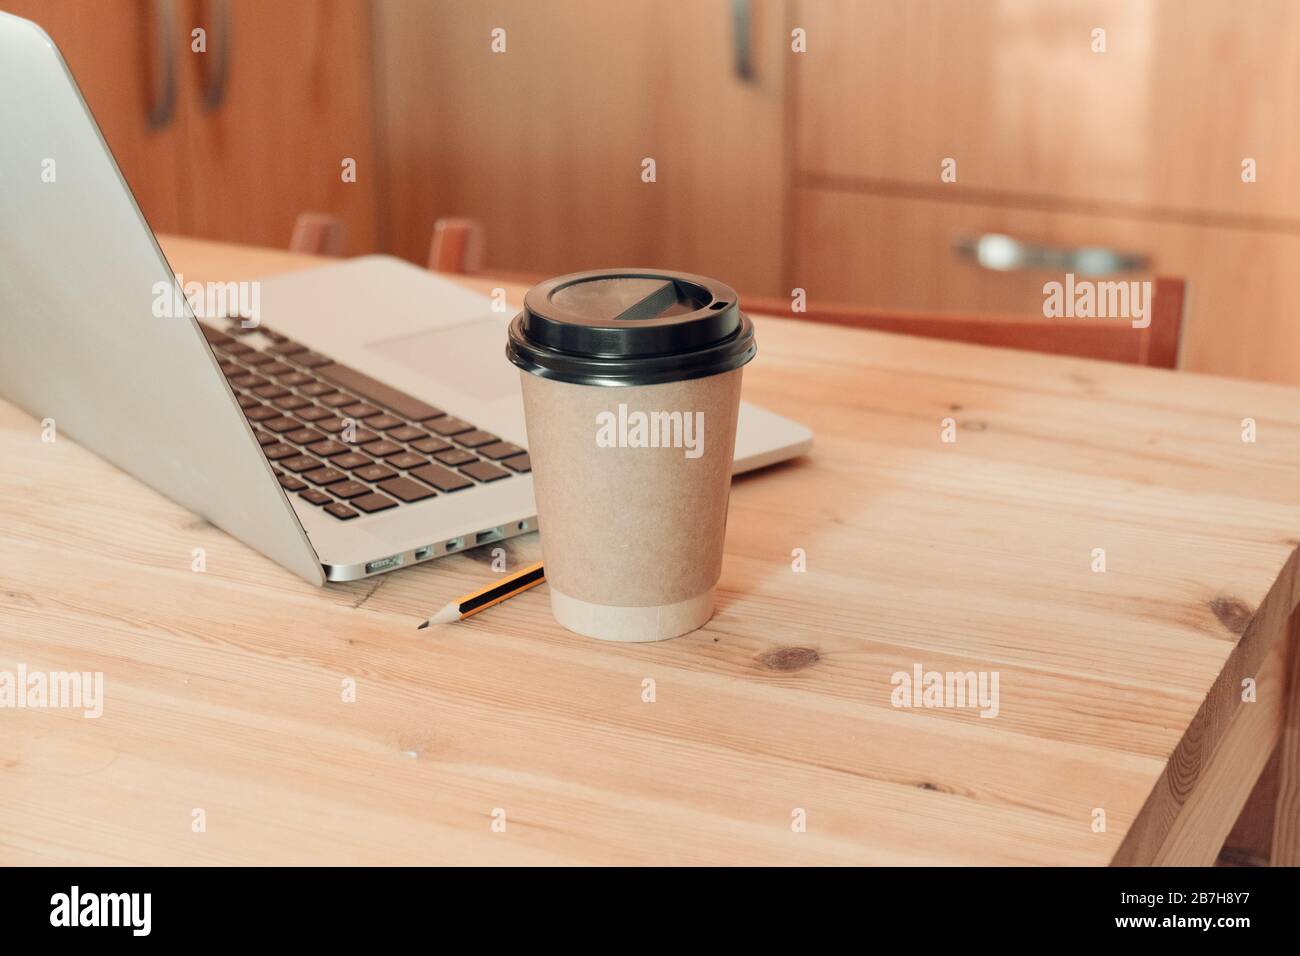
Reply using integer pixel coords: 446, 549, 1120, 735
0, 12, 812, 585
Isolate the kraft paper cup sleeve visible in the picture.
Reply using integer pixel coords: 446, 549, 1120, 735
520, 369, 743, 641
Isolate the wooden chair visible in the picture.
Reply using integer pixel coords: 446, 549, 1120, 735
420, 216, 1185, 369
741, 278, 1186, 368
289, 212, 345, 257
428, 217, 486, 275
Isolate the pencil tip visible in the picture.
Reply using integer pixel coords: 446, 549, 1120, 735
416, 621, 429, 630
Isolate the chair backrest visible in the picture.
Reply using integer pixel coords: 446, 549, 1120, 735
742, 277, 1186, 368
414, 214, 1185, 369
428, 217, 485, 274
288, 212, 345, 257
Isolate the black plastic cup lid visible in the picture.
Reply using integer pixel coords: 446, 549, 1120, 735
507, 268, 757, 386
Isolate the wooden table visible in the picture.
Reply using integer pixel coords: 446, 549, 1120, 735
2, 235, 1298, 866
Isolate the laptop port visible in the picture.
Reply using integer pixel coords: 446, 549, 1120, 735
475, 527, 503, 545
365, 554, 404, 574
445, 537, 463, 551
414, 546, 433, 561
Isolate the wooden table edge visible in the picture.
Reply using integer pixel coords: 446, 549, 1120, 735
1114, 543, 1300, 865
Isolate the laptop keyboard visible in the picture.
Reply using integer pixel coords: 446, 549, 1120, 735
199, 319, 531, 521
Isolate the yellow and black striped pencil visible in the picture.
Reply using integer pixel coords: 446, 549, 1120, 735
416, 561, 545, 628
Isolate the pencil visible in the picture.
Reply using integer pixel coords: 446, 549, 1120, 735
416, 561, 546, 628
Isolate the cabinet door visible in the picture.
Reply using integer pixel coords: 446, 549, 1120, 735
182, 0, 380, 252
4, 0, 191, 234
795, 0, 1300, 220
374, 0, 788, 295
793, 187, 1300, 384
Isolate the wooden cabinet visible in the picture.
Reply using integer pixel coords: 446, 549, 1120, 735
372, 0, 789, 296
795, 0, 1300, 219
3, 0, 192, 233
793, 188, 1300, 381
4, 0, 379, 253
184, 0, 379, 252
790, 0, 1300, 385
14, 0, 1300, 384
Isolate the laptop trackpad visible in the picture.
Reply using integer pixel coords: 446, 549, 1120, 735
365, 320, 519, 403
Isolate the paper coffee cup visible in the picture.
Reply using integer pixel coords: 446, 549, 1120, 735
507, 269, 757, 642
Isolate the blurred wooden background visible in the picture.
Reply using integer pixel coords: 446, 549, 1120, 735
8, 0, 1300, 385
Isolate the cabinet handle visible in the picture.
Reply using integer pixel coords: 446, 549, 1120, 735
732, 0, 755, 81
954, 233, 1148, 275
147, 0, 178, 129
200, 0, 232, 110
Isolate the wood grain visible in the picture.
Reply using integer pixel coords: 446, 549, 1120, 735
2, 0, 193, 234
791, 186, 1300, 385
182, 0, 380, 253
741, 277, 1184, 369
795, 0, 1300, 222
1272, 611, 1300, 864
3, 236, 1300, 864
371, 0, 789, 295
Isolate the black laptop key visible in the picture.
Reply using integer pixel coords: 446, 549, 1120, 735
263, 443, 299, 461
278, 475, 307, 492
332, 452, 371, 470
387, 425, 427, 442
501, 453, 531, 473
351, 492, 399, 514
477, 441, 525, 461
361, 439, 404, 458
377, 477, 437, 503
340, 402, 382, 419
434, 448, 476, 466
280, 455, 322, 473
306, 440, 349, 458
315, 362, 445, 422
298, 489, 332, 506
272, 395, 310, 411
354, 463, 397, 482
267, 339, 308, 356
410, 436, 451, 454
284, 427, 324, 445
454, 430, 499, 448
386, 451, 429, 470
262, 416, 301, 433
366, 414, 405, 431
460, 460, 510, 483
426, 416, 474, 436
324, 503, 358, 520
293, 351, 334, 368
329, 480, 371, 500
200, 323, 235, 346
304, 467, 347, 486
410, 463, 474, 492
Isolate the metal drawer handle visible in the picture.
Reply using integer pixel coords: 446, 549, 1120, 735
732, 0, 755, 82
954, 233, 1148, 275
147, 0, 178, 129
200, 0, 232, 110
